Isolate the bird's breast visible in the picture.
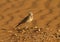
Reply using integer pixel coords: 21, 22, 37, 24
27, 16, 33, 22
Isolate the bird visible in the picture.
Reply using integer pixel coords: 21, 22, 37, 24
16, 12, 33, 27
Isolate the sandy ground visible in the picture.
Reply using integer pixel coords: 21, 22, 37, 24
0, 0, 60, 42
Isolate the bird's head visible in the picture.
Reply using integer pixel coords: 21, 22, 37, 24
29, 12, 33, 16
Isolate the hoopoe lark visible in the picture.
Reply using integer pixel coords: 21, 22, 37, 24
16, 12, 33, 27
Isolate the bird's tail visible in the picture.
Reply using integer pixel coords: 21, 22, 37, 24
15, 22, 22, 27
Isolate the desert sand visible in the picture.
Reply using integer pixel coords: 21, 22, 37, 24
0, 0, 60, 42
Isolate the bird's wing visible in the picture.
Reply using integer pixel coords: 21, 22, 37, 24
16, 15, 30, 27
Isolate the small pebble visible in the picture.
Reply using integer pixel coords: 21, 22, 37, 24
58, 29, 60, 32
38, 28, 40, 31
34, 26, 38, 28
